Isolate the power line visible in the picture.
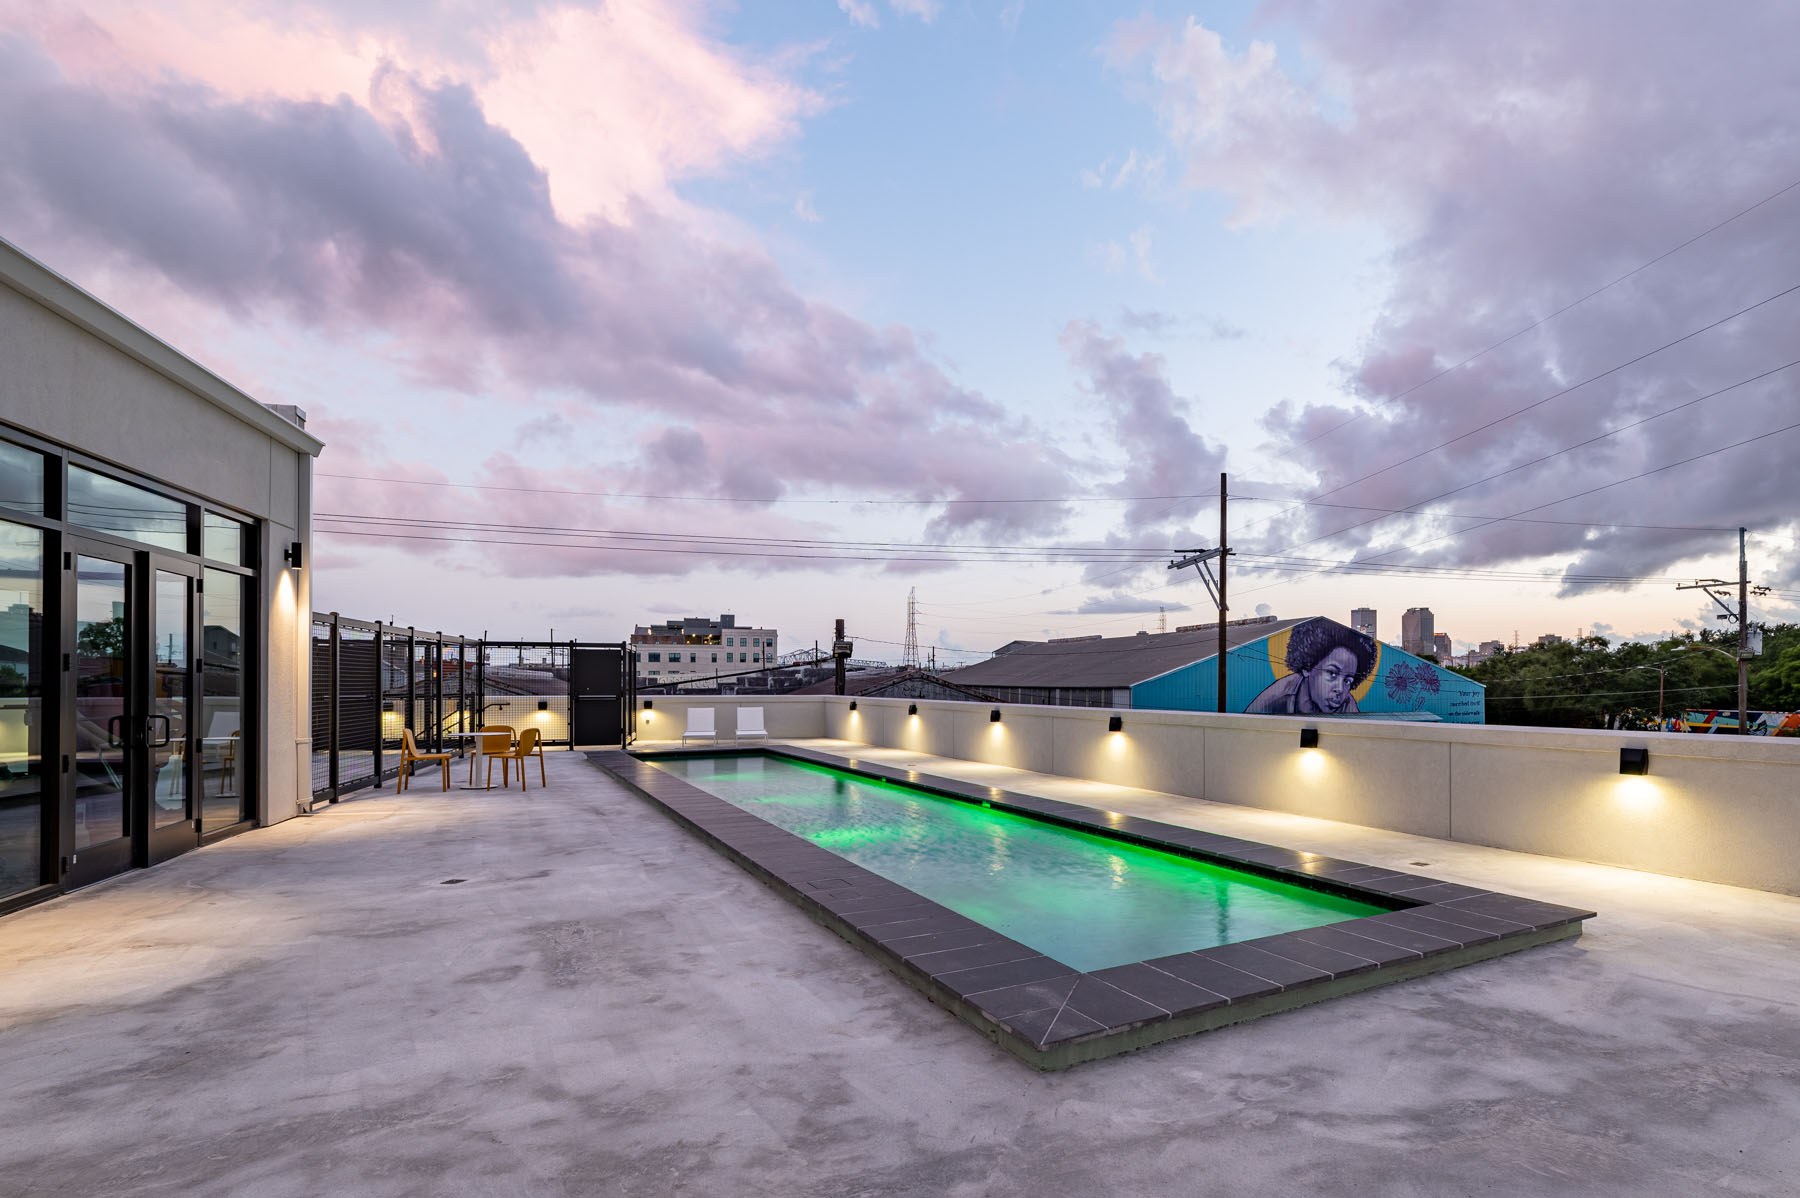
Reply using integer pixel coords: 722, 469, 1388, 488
1297, 171, 1800, 449
1252, 278, 1800, 558
316, 472, 1219, 507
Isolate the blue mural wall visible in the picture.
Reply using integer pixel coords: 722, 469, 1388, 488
1130, 617, 1486, 724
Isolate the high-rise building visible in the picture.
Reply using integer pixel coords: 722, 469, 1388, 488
632, 613, 778, 685
1401, 607, 1435, 656
1432, 632, 1453, 661
1350, 607, 1377, 640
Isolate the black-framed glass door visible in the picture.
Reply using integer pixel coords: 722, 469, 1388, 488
63, 539, 200, 888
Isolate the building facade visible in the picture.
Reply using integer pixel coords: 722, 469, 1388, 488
0, 238, 320, 913
1401, 607, 1435, 657
1351, 607, 1377, 640
942, 616, 1485, 723
632, 613, 777, 686
1432, 632, 1453, 661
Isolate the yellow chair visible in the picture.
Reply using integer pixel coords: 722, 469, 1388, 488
473, 724, 515, 786
399, 728, 454, 792
488, 727, 545, 790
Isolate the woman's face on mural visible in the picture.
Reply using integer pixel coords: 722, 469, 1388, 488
1302, 646, 1360, 712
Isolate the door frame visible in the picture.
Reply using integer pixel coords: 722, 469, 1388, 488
60, 538, 203, 888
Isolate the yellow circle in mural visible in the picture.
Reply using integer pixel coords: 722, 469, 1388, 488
1262, 625, 1383, 703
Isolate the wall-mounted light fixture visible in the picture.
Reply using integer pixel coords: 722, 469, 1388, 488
643, 699, 653, 710
537, 699, 549, 711
1299, 727, 1320, 749
282, 541, 304, 570
382, 700, 394, 712
848, 700, 858, 711
989, 708, 1001, 722
1108, 714, 1123, 733
908, 703, 918, 716
1619, 746, 1649, 776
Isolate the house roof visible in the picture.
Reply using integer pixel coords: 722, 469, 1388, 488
788, 667, 994, 701
940, 619, 1307, 689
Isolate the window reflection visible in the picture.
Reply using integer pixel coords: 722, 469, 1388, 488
67, 466, 188, 552
201, 569, 245, 829
202, 511, 248, 565
0, 441, 44, 517
0, 522, 43, 897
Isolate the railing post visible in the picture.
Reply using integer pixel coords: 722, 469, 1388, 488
327, 611, 341, 802
371, 623, 384, 788
433, 634, 445, 753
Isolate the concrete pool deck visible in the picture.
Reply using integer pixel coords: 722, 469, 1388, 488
2, 740, 1798, 1195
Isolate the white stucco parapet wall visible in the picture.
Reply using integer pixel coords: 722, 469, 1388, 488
631, 695, 1800, 897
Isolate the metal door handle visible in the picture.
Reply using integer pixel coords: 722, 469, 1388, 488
106, 714, 124, 747
148, 714, 172, 747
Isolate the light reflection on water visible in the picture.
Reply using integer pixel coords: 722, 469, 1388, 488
655, 755, 1385, 972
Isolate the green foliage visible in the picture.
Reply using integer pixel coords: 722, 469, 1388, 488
1451, 624, 1798, 729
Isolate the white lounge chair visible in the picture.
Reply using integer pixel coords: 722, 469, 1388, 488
735, 706, 768, 744
681, 707, 716, 747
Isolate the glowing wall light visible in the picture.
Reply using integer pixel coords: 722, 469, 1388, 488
989, 708, 1001, 723
908, 704, 918, 716
643, 699, 653, 710
849, 701, 858, 712
1619, 746, 1649, 776
1107, 714, 1123, 733
1299, 727, 1320, 749
537, 700, 549, 711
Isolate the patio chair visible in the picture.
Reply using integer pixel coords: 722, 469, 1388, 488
399, 728, 454, 792
489, 727, 545, 790
734, 706, 768, 744
681, 707, 716, 747
476, 727, 514, 788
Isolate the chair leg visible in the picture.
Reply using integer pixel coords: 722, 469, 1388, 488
538, 752, 546, 787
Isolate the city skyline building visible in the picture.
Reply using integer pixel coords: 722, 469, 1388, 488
1402, 607, 1436, 657
631, 613, 778, 686
1351, 607, 1377, 640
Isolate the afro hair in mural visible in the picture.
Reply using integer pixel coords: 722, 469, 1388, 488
1284, 619, 1378, 687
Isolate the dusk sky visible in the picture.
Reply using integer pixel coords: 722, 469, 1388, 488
3, 1, 1797, 661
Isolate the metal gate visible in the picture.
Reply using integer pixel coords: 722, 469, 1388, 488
569, 646, 628, 747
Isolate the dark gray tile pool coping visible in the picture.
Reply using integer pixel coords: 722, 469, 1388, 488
588, 746, 1594, 1070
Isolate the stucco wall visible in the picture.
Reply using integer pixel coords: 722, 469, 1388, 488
1, 257, 320, 826
643, 695, 1800, 896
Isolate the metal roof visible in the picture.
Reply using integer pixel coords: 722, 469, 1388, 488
940, 619, 1308, 689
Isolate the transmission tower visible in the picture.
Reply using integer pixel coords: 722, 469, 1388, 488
1158, 606, 1166, 634
903, 587, 921, 669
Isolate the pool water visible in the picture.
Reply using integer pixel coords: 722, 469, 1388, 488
653, 755, 1387, 972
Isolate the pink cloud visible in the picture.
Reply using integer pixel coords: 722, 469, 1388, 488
1111, 3, 1800, 588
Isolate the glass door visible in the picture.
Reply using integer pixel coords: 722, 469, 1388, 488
146, 564, 199, 864
66, 547, 135, 887
63, 542, 201, 887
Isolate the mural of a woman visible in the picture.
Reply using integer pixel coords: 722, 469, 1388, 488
1245, 620, 1378, 716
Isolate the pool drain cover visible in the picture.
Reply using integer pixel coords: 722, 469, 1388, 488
441, 878, 467, 885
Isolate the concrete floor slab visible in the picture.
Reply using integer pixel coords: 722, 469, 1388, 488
3, 744, 1798, 1196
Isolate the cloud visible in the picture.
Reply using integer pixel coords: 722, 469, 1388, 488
888, 0, 940, 23
1108, 4, 1800, 588
1063, 595, 1191, 615
1092, 226, 1158, 281
1119, 306, 1245, 340
0, 31, 1077, 576
838, 0, 879, 29
792, 190, 822, 222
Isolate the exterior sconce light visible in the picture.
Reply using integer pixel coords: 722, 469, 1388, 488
848, 700, 858, 711
1299, 727, 1320, 749
1619, 746, 1649, 776
908, 703, 918, 716
1108, 714, 1123, 733
643, 699, 653, 710
537, 700, 549, 711
990, 709, 1001, 722
282, 541, 304, 569
382, 701, 394, 712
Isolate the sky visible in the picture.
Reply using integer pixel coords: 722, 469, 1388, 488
2, 0, 1797, 663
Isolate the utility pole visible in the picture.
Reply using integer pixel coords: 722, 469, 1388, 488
1218, 472, 1228, 713
1675, 527, 1767, 734
1166, 472, 1232, 713
832, 618, 850, 696
902, 587, 920, 670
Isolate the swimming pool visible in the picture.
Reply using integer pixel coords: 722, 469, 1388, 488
655, 755, 1387, 971
595, 746, 1594, 1069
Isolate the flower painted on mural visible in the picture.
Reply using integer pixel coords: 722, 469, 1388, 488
1383, 661, 1441, 709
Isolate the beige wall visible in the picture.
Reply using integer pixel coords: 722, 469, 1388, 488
2, 251, 321, 826
644, 695, 1800, 896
